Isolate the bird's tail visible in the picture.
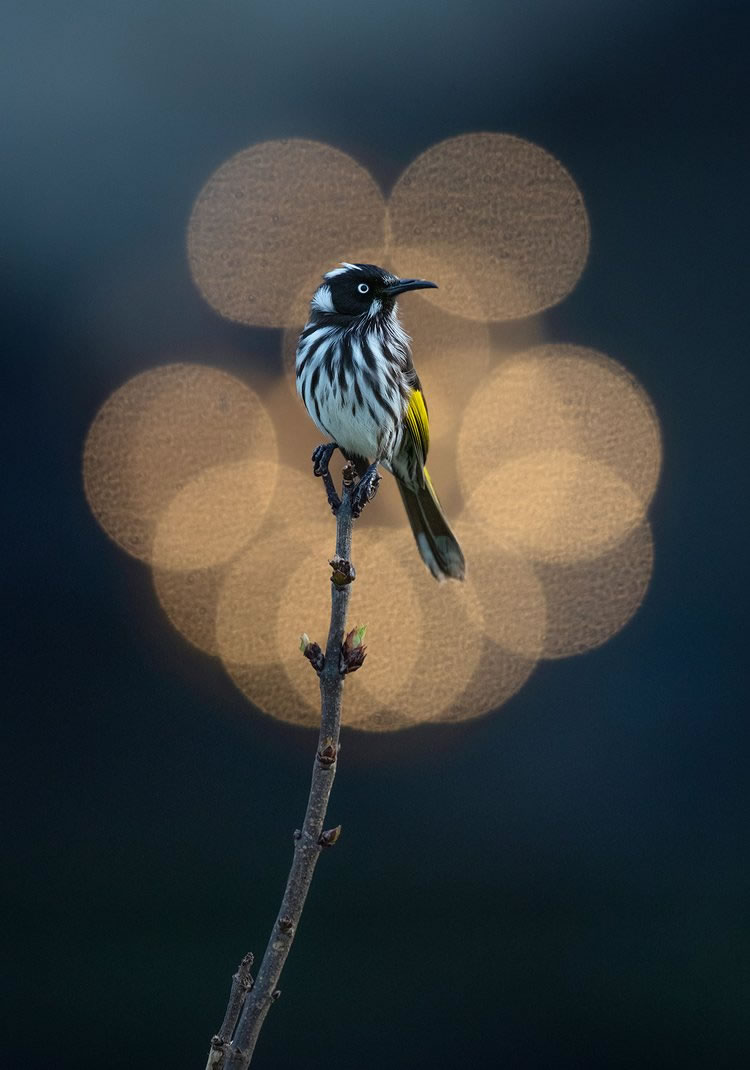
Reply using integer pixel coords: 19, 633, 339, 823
397, 470, 466, 582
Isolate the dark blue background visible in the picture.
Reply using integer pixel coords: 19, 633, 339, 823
4, 2, 748, 1066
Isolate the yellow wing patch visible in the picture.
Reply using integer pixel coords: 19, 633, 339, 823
404, 388, 430, 467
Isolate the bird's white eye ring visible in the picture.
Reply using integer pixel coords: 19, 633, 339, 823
357, 283, 370, 294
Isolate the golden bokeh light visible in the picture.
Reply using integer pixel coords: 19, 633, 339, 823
151, 459, 278, 570
187, 139, 386, 328
383, 530, 487, 727
387, 133, 589, 321
216, 525, 332, 673
252, 461, 335, 541
422, 522, 543, 723
467, 450, 645, 564
385, 237, 528, 324
457, 345, 662, 508
153, 464, 328, 657
227, 661, 321, 730
83, 364, 276, 563
457, 522, 547, 660
153, 562, 226, 656
433, 639, 538, 724
535, 521, 654, 659
78, 124, 663, 737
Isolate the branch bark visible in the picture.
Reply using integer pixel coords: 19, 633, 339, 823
207, 468, 358, 1069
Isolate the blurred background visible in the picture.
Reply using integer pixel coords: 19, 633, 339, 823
3, 2, 748, 1067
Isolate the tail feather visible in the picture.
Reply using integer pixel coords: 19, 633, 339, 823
397, 472, 465, 582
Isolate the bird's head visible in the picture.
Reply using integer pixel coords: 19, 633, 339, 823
309, 263, 437, 324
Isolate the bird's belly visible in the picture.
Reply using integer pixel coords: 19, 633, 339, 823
314, 384, 384, 461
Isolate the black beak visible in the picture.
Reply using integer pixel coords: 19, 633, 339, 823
383, 278, 438, 297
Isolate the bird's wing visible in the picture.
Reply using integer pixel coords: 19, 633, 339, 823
403, 386, 430, 470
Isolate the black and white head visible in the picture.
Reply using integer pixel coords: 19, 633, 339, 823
309, 263, 437, 326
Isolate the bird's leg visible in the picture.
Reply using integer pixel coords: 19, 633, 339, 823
351, 461, 381, 518
311, 443, 341, 514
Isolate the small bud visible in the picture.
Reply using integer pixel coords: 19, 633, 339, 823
342, 462, 357, 487
278, 916, 294, 934
271, 989, 282, 1002
330, 556, 356, 586
300, 636, 325, 673
293, 828, 302, 840
210, 1036, 224, 1051
340, 625, 368, 674
317, 737, 337, 767
318, 825, 342, 848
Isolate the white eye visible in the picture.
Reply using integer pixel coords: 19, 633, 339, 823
357, 283, 370, 294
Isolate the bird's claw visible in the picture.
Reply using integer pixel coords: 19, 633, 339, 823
311, 443, 341, 514
312, 443, 336, 478
311, 445, 380, 518
351, 466, 381, 518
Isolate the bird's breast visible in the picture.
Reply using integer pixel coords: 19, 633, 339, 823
296, 325, 407, 462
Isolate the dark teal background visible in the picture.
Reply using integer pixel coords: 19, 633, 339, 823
4, 2, 748, 1066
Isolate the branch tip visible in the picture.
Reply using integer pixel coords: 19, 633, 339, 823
235, 952, 255, 990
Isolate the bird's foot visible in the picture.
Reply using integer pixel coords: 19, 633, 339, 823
312, 442, 337, 478
351, 463, 381, 518
311, 443, 341, 514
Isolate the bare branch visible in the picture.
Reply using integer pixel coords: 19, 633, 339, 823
206, 954, 254, 1068
208, 460, 365, 1068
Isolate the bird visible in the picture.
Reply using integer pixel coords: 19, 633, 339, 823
295, 262, 465, 581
